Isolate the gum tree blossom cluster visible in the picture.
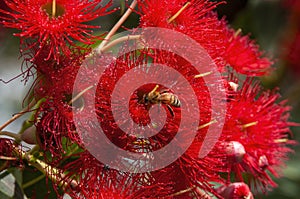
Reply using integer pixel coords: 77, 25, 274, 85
0, 0, 296, 198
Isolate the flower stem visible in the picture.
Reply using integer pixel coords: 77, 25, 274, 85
97, 0, 138, 53
13, 147, 78, 189
0, 100, 36, 132
22, 174, 45, 189
0, 131, 21, 142
28, 145, 40, 154
100, 34, 142, 53
68, 85, 94, 105
0, 156, 17, 161
169, 186, 196, 197
195, 187, 212, 199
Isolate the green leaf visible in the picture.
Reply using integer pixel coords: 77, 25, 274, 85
0, 172, 14, 198
19, 98, 46, 135
13, 181, 24, 199
120, 0, 126, 15
0, 169, 25, 199
8, 167, 23, 192
0, 191, 10, 199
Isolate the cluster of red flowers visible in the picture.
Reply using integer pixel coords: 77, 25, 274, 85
0, 0, 296, 198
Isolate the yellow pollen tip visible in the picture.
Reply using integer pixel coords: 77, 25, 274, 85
242, 121, 258, 129
274, 138, 288, 143
168, 2, 191, 23
52, 0, 56, 18
234, 28, 242, 38
194, 71, 213, 78
229, 28, 242, 42
198, 119, 217, 129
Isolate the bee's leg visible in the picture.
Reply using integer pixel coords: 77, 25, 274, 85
131, 96, 139, 101
136, 98, 144, 105
166, 104, 175, 118
137, 95, 145, 104
149, 85, 159, 95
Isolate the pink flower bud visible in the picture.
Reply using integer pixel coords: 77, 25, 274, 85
21, 126, 37, 145
217, 182, 254, 199
224, 141, 246, 163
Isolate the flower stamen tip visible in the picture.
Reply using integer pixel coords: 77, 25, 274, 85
274, 138, 288, 143
167, 2, 191, 23
194, 71, 213, 78
198, 119, 217, 129
52, 0, 56, 18
242, 121, 258, 129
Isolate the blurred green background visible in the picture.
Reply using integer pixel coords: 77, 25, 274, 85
0, 0, 299, 198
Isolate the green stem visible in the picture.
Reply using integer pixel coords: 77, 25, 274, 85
0, 100, 36, 132
68, 86, 93, 105
14, 147, 78, 189
28, 145, 40, 155
96, 0, 137, 53
0, 131, 21, 142
22, 174, 45, 189
100, 34, 142, 53
0, 156, 17, 161
169, 186, 196, 197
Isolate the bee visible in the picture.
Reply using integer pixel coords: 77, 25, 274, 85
132, 138, 151, 152
141, 85, 180, 117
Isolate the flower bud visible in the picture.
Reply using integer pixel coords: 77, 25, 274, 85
224, 141, 246, 163
21, 126, 37, 145
258, 155, 269, 170
216, 182, 254, 199
228, 82, 239, 92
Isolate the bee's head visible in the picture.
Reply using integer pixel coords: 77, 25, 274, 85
143, 94, 149, 104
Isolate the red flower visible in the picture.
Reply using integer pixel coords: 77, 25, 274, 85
0, 138, 23, 170
221, 26, 273, 76
61, 152, 173, 199
70, 49, 226, 197
32, 54, 86, 160
35, 100, 77, 162
0, 0, 9, 41
31, 50, 85, 160
217, 78, 295, 191
138, 0, 225, 70
0, 0, 114, 62
33, 48, 84, 99
138, 0, 272, 75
